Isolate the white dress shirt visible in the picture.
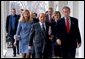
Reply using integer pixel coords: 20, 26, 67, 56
39, 22, 46, 30
64, 17, 71, 29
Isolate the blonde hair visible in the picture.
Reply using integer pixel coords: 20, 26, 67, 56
19, 9, 32, 22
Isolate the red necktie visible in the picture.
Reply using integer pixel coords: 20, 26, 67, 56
66, 18, 70, 33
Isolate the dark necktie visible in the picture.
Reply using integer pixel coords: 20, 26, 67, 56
49, 15, 51, 23
42, 24, 45, 32
66, 17, 70, 33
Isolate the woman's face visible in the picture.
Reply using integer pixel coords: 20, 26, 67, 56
54, 13, 60, 21
23, 11, 30, 19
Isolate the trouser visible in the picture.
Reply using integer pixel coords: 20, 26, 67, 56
43, 41, 52, 58
54, 44, 62, 57
16, 40, 19, 54
61, 46, 76, 58
34, 48, 42, 58
32, 46, 35, 58
11, 38, 16, 55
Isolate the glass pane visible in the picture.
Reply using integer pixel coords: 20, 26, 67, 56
9, 1, 49, 15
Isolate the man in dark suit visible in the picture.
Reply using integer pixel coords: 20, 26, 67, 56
32, 13, 39, 23
45, 7, 55, 58
46, 7, 54, 24
29, 13, 50, 58
6, 8, 20, 57
55, 6, 81, 58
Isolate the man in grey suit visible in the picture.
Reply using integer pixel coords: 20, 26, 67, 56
29, 13, 49, 58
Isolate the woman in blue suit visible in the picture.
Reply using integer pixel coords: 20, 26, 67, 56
14, 9, 33, 58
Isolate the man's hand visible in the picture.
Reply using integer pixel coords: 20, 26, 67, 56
56, 39, 61, 46
77, 42, 81, 48
14, 41, 16, 47
49, 35, 54, 40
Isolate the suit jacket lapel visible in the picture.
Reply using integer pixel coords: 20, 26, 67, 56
62, 17, 67, 33
38, 23, 46, 38
37, 23, 46, 52
70, 17, 73, 32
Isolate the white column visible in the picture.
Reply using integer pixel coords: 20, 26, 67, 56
73, 2, 79, 58
1, 1, 9, 57
67, 1, 73, 17
67, 1, 78, 18
78, 1, 84, 58
9, 1, 11, 15
73, 1, 78, 18
54, 1, 59, 11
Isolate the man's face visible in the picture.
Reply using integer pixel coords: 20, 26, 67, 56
39, 13, 46, 23
62, 8, 70, 17
11, 9, 16, 15
48, 9, 53, 15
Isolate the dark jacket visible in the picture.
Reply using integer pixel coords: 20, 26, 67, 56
6, 14, 20, 36
55, 17, 81, 48
29, 22, 49, 58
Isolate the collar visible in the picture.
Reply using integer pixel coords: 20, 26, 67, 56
39, 22, 45, 26
39, 22, 46, 29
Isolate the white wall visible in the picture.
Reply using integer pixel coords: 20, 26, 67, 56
1, 1, 9, 57
78, 1, 84, 58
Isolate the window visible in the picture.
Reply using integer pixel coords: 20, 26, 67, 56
54, 1, 59, 11
9, 1, 49, 15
